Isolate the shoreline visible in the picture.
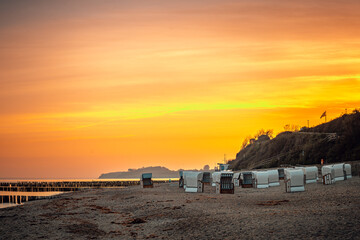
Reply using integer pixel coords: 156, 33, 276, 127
1, 178, 359, 239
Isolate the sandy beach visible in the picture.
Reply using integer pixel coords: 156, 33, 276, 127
1, 177, 359, 239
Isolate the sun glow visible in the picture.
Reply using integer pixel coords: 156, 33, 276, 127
1, 0, 360, 178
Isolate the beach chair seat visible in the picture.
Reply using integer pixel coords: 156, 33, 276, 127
202, 172, 211, 185
219, 172, 234, 194
241, 172, 254, 188
278, 168, 285, 180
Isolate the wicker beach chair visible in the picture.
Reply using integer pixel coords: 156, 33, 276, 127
254, 171, 269, 189
268, 170, 280, 187
240, 172, 254, 188
322, 165, 335, 184
184, 172, 204, 193
140, 173, 153, 188
284, 169, 305, 192
213, 172, 234, 194
300, 166, 318, 184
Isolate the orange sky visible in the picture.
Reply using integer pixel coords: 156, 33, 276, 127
1, 0, 360, 178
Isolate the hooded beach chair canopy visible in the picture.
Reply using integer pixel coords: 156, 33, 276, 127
202, 172, 211, 183
141, 173, 152, 180
140, 173, 153, 188
211, 172, 222, 185
233, 172, 241, 180
212, 171, 233, 182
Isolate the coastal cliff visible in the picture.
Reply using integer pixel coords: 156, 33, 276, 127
229, 110, 360, 170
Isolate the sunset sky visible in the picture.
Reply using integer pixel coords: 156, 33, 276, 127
1, 0, 360, 178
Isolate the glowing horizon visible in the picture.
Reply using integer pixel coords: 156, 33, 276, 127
1, 0, 360, 178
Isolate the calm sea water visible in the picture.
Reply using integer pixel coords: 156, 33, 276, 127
0, 203, 23, 209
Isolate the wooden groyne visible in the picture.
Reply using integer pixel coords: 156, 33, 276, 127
0, 179, 177, 192
0, 180, 140, 192
0, 179, 173, 205
0, 191, 63, 205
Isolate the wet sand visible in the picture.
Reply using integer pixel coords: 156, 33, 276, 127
1, 178, 359, 239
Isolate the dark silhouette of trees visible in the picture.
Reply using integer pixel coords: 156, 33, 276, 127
240, 129, 274, 150
203, 165, 210, 171
284, 124, 300, 132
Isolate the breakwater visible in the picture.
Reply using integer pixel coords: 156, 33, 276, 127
0, 179, 175, 206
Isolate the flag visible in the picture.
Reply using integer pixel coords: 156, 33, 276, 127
320, 111, 326, 119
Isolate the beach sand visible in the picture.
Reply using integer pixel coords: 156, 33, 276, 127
1, 178, 359, 239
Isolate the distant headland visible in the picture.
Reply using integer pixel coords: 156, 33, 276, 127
99, 166, 181, 179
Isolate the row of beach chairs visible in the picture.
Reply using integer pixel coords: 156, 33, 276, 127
140, 163, 353, 194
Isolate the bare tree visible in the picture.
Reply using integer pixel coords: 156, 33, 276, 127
284, 124, 300, 132
254, 129, 266, 139
266, 129, 274, 139
240, 135, 252, 150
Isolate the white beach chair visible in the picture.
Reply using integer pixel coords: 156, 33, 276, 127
184, 172, 204, 193
140, 173, 153, 188
321, 165, 335, 185
254, 171, 269, 189
332, 163, 345, 181
213, 172, 234, 194
284, 169, 305, 192
268, 170, 280, 187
